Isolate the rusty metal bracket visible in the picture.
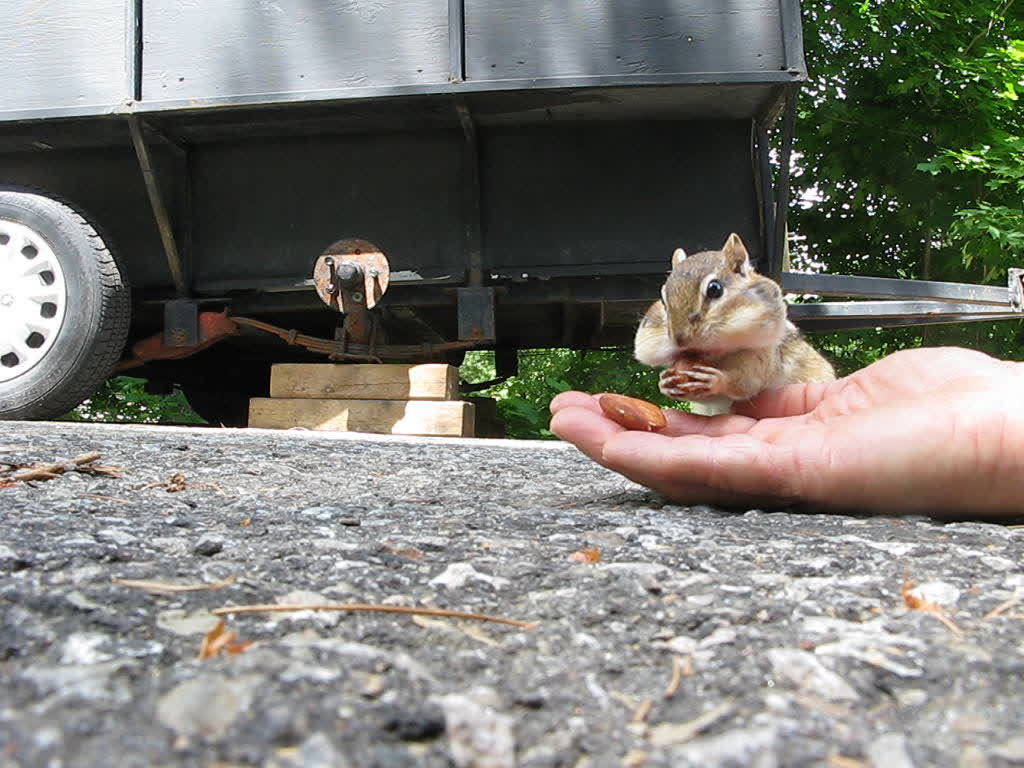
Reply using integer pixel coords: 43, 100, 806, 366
457, 287, 496, 342
164, 299, 199, 347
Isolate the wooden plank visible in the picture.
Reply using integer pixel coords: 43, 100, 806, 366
249, 398, 475, 437
270, 364, 459, 401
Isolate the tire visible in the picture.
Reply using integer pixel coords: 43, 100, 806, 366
0, 188, 131, 420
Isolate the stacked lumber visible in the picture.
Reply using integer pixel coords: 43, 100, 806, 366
249, 363, 497, 437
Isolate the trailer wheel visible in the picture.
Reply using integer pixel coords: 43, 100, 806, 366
0, 188, 130, 420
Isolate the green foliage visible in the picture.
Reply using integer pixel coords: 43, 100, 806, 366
460, 350, 684, 440
794, 0, 1024, 288
63, 377, 205, 425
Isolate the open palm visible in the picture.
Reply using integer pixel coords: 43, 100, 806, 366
550, 348, 1024, 515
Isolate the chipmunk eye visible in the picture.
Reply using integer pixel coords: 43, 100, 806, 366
705, 280, 724, 300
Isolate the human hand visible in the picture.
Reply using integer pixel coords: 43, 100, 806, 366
550, 347, 1024, 515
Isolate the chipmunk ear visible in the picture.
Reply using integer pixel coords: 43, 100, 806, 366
671, 247, 687, 266
722, 233, 751, 274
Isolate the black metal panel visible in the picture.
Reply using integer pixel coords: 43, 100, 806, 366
0, 0, 129, 116
465, 0, 786, 81
141, 0, 450, 103
479, 121, 763, 272
187, 132, 466, 286
0, 147, 169, 287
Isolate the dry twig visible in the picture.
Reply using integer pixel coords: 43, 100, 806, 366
113, 575, 236, 594
664, 655, 685, 698
983, 589, 1023, 620
902, 580, 963, 637
3, 452, 122, 484
212, 602, 538, 629
631, 698, 654, 724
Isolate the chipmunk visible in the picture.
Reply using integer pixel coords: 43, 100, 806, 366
633, 233, 835, 414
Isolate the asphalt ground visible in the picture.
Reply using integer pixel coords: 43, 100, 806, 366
2, 420, 1023, 767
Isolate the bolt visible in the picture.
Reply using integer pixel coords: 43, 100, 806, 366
369, 268, 379, 278
351, 292, 364, 304
335, 262, 362, 286
324, 256, 335, 268
325, 283, 339, 295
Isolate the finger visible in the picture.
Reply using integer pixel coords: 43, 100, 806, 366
601, 430, 808, 506
550, 390, 600, 415
733, 380, 835, 419
549, 405, 625, 466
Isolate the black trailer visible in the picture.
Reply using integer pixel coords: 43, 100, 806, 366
1, 0, 1020, 422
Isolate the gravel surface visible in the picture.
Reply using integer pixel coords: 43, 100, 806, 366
1, 420, 1024, 768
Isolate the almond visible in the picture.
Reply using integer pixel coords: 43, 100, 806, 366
598, 394, 667, 432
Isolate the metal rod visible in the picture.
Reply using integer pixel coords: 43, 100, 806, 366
788, 300, 1017, 320
782, 272, 1011, 306
797, 313, 1022, 332
125, 0, 143, 101
754, 124, 775, 273
770, 90, 797, 279
128, 116, 189, 297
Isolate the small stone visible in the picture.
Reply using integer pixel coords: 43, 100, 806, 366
289, 733, 352, 768
60, 632, 115, 665
865, 732, 915, 768
767, 648, 860, 702
156, 674, 258, 739
157, 609, 223, 637
438, 688, 515, 768
194, 535, 224, 556
699, 627, 737, 648
65, 590, 101, 611
95, 528, 137, 546
979, 555, 1015, 572
958, 744, 988, 768
907, 581, 960, 607
895, 689, 928, 709
429, 562, 510, 591
361, 674, 386, 699
22, 660, 133, 703
991, 736, 1024, 762
675, 726, 778, 766
600, 562, 671, 579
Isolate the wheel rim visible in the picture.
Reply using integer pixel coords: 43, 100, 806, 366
0, 218, 69, 383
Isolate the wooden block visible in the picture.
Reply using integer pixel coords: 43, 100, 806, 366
270, 363, 459, 401
249, 398, 475, 437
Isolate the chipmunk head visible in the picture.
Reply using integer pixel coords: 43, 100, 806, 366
635, 234, 787, 365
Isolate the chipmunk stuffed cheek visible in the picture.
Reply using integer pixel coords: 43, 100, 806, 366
598, 394, 668, 432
